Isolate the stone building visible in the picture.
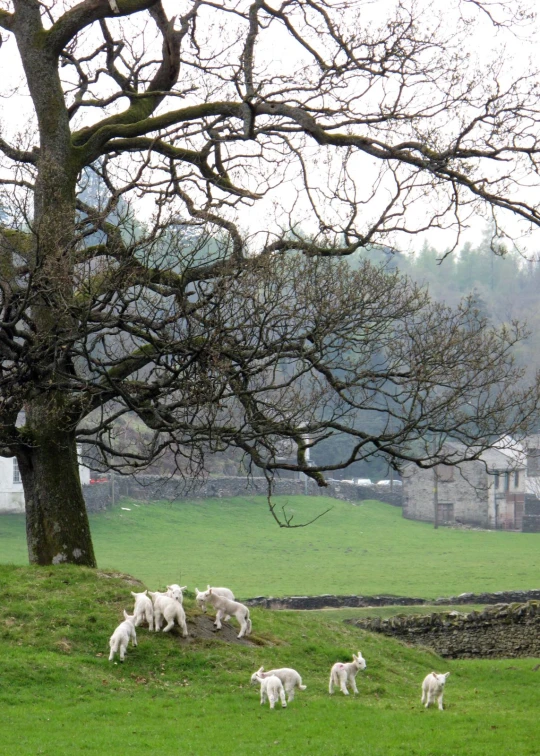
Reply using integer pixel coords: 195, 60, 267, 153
401, 442, 530, 530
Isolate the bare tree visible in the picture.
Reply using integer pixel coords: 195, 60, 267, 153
1, 0, 540, 566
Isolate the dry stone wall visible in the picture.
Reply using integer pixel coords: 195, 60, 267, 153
348, 601, 540, 658
244, 589, 540, 610
110, 474, 402, 507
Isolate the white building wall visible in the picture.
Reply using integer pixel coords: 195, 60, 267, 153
0, 453, 91, 513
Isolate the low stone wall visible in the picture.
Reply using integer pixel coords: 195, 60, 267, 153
82, 483, 111, 513
347, 601, 540, 658
244, 589, 540, 610
113, 474, 402, 507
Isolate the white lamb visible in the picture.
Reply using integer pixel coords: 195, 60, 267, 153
421, 671, 450, 710
109, 610, 137, 662
148, 591, 189, 636
195, 585, 235, 614
250, 666, 306, 702
130, 590, 154, 631
198, 587, 251, 638
329, 651, 367, 695
252, 671, 287, 709
166, 584, 188, 603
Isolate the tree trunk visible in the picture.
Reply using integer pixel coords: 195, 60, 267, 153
18, 428, 96, 567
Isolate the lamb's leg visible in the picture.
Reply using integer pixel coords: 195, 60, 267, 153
131, 628, 137, 647
421, 688, 426, 705
287, 686, 295, 702
147, 612, 154, 632
339, 674, 349, 696
260, 688, 266, 705
119, 640, 127, 661
328, 672, 334, 695
179, 616, 188, 638
154, 610, 162, 631
269, 694, 276, 710
279, 688, 287, 708
108, 641, 116, 662
437, 693, 444, 711
162, 619, 175, 632
351, 675, 359, 694
237, 613, 247, 638
213, 609, 223, 630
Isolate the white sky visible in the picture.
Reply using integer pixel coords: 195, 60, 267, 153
1, 0, 539, 256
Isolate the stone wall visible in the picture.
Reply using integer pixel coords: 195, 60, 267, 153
112, 474, 402, 507
348, 601, 540, 658
82, 483, 111, 513
244, 589, 540, 609
523, 496, 540, 532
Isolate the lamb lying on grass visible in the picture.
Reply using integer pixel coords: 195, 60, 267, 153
148, 591, 188, 636
250, 666, 306, 702
166, 584, 188, 603
197, 587, 251, 638
130, 590, 154, 631
329, 651, 367, 695
109, 611, 137, 662
421, 672, 450, 710
252, 671, 287, 709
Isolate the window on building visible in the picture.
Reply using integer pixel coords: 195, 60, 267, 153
504, 472, 510, 492
494, 472, 500, 489
12, 458, 21, 484
514, 471, 519, 488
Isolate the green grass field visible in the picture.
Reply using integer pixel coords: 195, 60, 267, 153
0, 565, 539, 756
1, 496, 539, 597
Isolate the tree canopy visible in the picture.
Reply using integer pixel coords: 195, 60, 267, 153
1, 0, 540, 566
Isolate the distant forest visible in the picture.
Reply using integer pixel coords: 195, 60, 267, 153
308, 232, 540, 481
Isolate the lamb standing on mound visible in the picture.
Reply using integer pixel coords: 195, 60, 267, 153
148, 591, 189, 636
421, 672, 450, 710
251, 666, 306, 702
329, 652, 367, 695
198, 587, 251, 638
195, 585, 234, 620
109, 610, 137, 662
130, 590, 154, 631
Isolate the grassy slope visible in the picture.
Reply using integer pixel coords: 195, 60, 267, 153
0, 565, 539, 756
2, 496, 540, 597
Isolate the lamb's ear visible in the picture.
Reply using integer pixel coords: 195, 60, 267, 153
258, 666, 264, 673
131, 591, 137, 598
208, 587, 213, 594
207, 584, 211, 590
166, 585, 171, 590
143, 590, 148, 596
181, 586, 188, 591
444, 672, 450, 680
195, 588, 199, 594
123, 609, 129, 620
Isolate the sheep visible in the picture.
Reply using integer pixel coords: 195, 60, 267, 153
198, 587, 251, 638
421, 672, 450, 710
195, 585, 235, 615
148, 591, 188, 636
250, 666, 306, 702
109, 610, 137, 662
166, 584, 188, 603
252, 671, 287, 709
130, 590, 154, 631
329, 651, 367, 695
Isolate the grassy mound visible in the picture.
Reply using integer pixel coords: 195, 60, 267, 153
0, 566, 539, 755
